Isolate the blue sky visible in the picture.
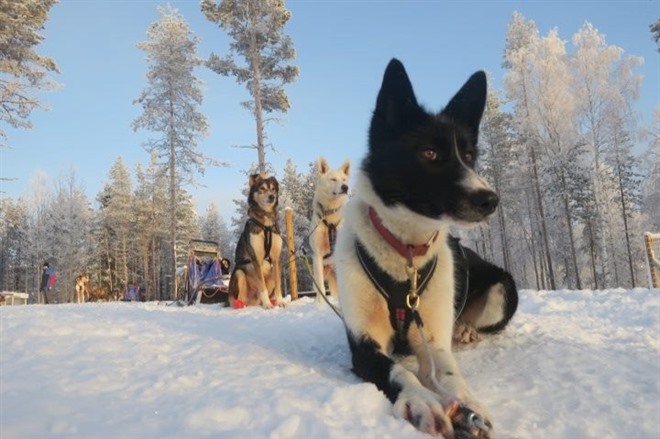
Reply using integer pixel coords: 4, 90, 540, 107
1, 0, 658, 220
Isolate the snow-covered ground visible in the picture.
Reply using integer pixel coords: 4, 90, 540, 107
1, 288, 658, 439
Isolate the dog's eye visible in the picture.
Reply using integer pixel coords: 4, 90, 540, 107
463, 152, 474, 163
421, 149, 437, 161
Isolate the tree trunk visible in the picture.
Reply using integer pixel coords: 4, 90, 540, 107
530, 143, 556, 289
615, 152, 636, 288
525, 189, 541, 289
169, 93, 177, 301
587, 221, 599, 289
497, 205, 511, 271
247, 0, 266, 174
560, 171, 581, 289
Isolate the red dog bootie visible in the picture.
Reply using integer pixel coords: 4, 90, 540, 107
231, 299, 246, 309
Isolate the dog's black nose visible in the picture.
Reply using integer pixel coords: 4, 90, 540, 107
341, 184, 349, 194
469, 190, 499, 215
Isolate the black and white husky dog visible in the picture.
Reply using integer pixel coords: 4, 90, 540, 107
335, 59, 512, 438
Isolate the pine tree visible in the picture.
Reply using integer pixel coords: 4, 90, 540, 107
603, 117, 643, 287
199, 202, 234, 258
175, 187, 200, 271
202, 0, 299, 173
0, 198, 30, 293
133, 5, 211, 299
477, 83, 517, 270
97, 158, 133, 295
200, 202, 222, 243
133, 152, 169, 300
44, 169, 94, 302
0, 0, 59, 150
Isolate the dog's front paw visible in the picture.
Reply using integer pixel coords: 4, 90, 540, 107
446, 400, 493, 439
270, 298, 286, 308
393, 389, 453, 437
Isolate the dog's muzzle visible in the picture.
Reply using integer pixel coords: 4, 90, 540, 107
468, 190, 498, 216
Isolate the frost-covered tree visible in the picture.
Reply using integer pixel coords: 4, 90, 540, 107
133, 152, 169, 300
503, 12, 556, 289
603, 117, 643, 287
175, 187, 200, 269
571, 22, 643, 288
641, 108, 660, 231
199, 202, 233, 258
476, 83, 518, 270
200, 202, 222, 243
0, 0, 59, 150
501, 12, 647, 289
23, 169, 52, 297
44, 169, 94, 302
279, 160, 310, 251
202, 0, 299, 173
96, 158, 133, 293
277, 159, 318, 292
0, 198, 30, 293
279, 159, 315, 220
133, 5, 211, 299
533, 29, 586, 289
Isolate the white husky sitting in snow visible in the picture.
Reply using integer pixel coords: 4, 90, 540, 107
309, 157, 350, 303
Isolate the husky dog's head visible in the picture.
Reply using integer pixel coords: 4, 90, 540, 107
316, 156, 350, 200
248, 174, 279, 214
364, 59, 498, 224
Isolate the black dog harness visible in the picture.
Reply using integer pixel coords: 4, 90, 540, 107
317, 203, 342, 260
355, 240, 437, 344
236, 217, 280, 267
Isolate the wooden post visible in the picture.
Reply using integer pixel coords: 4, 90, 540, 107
644, 232, 660, 288
285, 207, 299, 300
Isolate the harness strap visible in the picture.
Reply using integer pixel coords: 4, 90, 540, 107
322, 219, 339, 260
248, 217, 277, 262
317, 202, 342, 218
355, 240, 437, 341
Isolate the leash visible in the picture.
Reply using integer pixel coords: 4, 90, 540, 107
299, 246, 344, 320
453, 240, 470, 320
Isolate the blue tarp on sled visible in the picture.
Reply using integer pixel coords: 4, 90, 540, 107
182, 240, 229, 305
124, 285, 140, 301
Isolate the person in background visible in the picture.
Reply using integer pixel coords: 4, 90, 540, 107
39, 262, 51, 304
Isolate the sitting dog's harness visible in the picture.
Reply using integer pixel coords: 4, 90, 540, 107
356, 206, 439, 342
236, 217, 280, 267
316, 202, 342, 260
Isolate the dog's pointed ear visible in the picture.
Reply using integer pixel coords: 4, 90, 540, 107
270, 176, 279, 193
317, 157, 329, 175
442, 71, 487, 141
373, 59, 421, 130
339, 159, 350, 176
249, 173, 262, 187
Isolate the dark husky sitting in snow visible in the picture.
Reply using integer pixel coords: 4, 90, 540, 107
228, 174, 284, 309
